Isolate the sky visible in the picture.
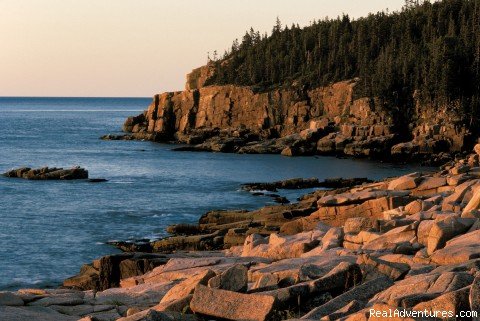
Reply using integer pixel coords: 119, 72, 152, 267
0, 0, 406, 97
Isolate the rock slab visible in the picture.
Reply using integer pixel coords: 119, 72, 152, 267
190, 285, 275, 321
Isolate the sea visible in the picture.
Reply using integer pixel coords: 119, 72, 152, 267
0, 97, 430, 290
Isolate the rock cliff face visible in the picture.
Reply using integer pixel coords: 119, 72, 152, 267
121, 66, 472, 163
185, 64, 215, 91
126, 79, 367, 137
392, 97, 473, 160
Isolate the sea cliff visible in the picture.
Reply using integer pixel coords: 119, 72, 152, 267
116, 65, 472, 165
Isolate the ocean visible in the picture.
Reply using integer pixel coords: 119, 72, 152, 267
0, 97, 428, 290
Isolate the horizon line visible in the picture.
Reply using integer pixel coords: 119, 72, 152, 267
0, 95, 153, 99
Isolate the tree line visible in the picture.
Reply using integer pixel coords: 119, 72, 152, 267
205, 0, 480, 123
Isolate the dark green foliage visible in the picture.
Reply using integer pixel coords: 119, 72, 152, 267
206, 0, 480, 121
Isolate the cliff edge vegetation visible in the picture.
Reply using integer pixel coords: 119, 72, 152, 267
207, 0, 480, 115
115, 0, 480, 164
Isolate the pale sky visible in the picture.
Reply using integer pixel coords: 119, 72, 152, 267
0, 0, 406, 97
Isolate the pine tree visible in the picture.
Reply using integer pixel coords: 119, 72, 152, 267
203, 0, 480, 122
273, 17, 282, 34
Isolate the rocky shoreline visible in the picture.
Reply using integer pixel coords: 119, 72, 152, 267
3, 147, 480, 320
100, 66, 474, 166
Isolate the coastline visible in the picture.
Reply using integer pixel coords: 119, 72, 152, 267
2, 63, 478, 319
2, 147, 480, 320
113, 75, 472, 167
3, 0, 480, 319
0, 110, 430, 294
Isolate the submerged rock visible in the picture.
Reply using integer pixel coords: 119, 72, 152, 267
241, 177, 371, 192
88, 178, 108, 183
100, 134, 134, 141
242, 177, 323, 192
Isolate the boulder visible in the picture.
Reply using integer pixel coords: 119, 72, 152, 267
224, 228, 249, 248
447, 174, 471, 186
207, 264, 248, 292
190, 285, 275, 321
249, 251, 356, 285
64, 253, 166, 291
312, 195, 412, 227
362, 222, 418, 251
280, 218, 321, 235
469, 155, 480, 167
426, 217, 474, 255
415, 177, 447, 191
153, 295, 192, 313
98, 254, 135, 291
430, 230, 480, 265
416, 220, 435, 247
315, 227, 344, 252
344, 230, 381, 245
151, 233, 220, 252
301, 276, 393, 320
160, 269, 215, 304
95, 281, 175, 307
412, 286, 471, 317
244, 230, 325, 260
0, 292, 24, 306
474, 143, 480, 156
141, 256, 271, 285
323, 300, 365, 321
344, 217, 374, 234
370, 272, 473, 306
119, 256, 169, 280
48, 304, 109, 316
0, 306, 77, 321
442, 179, 479, 211
63, 264, 100, 290
251, 274, 280, 292
161, 256, 222, 273
388, 174, 422, 190
404, 200, 422, 215
318, 190, 410, 207
261, 262, 362, 307
242, 234, 269, 257
450, 164, 470, 175
28, 292, 85, 307
356, 255, 410, 281
302, 228, 344, 257
463, 184, 480, 215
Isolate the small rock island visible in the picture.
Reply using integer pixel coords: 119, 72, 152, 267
3, 166, 88, 180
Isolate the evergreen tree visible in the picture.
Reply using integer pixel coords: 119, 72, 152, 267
203, 0, 480, 123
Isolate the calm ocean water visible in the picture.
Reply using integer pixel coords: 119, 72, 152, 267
0, 97, 429, 290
